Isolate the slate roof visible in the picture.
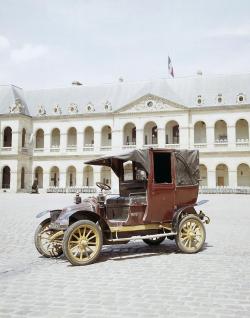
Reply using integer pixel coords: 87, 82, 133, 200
1, 73, 250, 116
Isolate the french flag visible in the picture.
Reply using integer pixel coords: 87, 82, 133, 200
168, 56, 174, 78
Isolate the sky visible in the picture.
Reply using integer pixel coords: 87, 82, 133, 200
1, 0, 250, 89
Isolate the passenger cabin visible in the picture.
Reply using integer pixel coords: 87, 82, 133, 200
85, 148, 199, 223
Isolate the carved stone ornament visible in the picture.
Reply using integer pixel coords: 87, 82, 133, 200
9, 99, 24, 114
85, 102, 95, 112
104, 101, 112, 111
37, 105, 46, 116
122, 95, 179, 113
53, 104, 62, 115
68, 103, 78, 114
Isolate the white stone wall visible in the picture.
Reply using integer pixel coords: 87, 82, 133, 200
1, 100, 250, 192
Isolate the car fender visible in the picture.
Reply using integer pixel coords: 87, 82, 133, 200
172, 199, 209, 232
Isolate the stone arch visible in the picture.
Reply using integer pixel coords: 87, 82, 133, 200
2, 166, 10, 189
144, 121, 158, 145
22, 128, 26, 148
101, 125, 112, 147
51, 128, 60, 148
235, 119, 249, 142
214, 120, 227, 142
67, 127, 77, 147
34, 166, 43, 188
216, 164, 228, 186
21, 167, 25, 189
84, 126, 94, 146
165, 120, 179, 144
66, 166, 76, 187
194, 121, 206, 144
50, 166, 59, 187
123, 122, 136, 145
199, 164, 207, 186
83, 165, 94, 186
237, 163, 250, 187
35, 129, 44, 148
3, 126, 12, 147
100, 166, 111, 186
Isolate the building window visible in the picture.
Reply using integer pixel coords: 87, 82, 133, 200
237, 93, 245, 104
197, 95, 202, 105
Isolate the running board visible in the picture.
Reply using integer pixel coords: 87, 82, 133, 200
107, 232, 177, 243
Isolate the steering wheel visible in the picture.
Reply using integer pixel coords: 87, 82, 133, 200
96, 182, 111, 191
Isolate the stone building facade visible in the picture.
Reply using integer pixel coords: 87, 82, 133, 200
0, 74, 250, 192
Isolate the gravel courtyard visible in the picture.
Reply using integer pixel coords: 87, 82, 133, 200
0, 193, 250, 318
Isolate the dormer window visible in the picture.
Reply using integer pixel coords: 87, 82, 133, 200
37, 105, 46, 116
217, 94, 223, 103
104, 101, 112, 111
197, 95, 202, 105
53, 104, 61, 115
86, 103, 95, 112
68, 103, 78, 114
237, 93, 245, 104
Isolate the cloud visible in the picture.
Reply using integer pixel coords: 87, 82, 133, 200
207, 25, 250, 39
10, 44, 49, 63
0, 35, 10, 50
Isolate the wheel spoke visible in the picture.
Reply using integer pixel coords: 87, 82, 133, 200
88, 234, 96, 241
85, 230, 94, 239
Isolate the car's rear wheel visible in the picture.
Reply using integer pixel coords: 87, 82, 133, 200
63, 220, 103, 266
175, 214, 206, 253
34, 218, 63, 258
143, 236, 166, 246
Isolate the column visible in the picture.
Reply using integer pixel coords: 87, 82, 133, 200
77, 131, 84, 152
229, 169, 237, 188
12, 130, 19, 153
10, 169, 18, 192
44, 132, 50, 154
43, 171, 50, 190
76, 168, 83, 187
157, 127, 165, 147
189, 125, 194, 148
111, 171, 119, 193
112, 129, 122, 152
206, 126, 214, 149
93, 166, 101, 185
94, 131, 101, 152
227, 125, 236, 148
207, 169, 216, 188
60, 132, 67, 153
59, 169, 67, 188
136, 128, 143, 148
179, 126, 189, 148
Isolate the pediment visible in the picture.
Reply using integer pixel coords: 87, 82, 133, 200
116, 94, 186, 113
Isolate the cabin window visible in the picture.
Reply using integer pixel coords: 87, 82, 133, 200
153, 152, 172, 183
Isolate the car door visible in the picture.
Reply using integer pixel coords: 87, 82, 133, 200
146, 151, 175, 222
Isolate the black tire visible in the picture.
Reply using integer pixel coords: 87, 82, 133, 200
175, 214, 206, 254
63, 220, 103, 266
143, 236, 166, 246
34, 218, 63, 258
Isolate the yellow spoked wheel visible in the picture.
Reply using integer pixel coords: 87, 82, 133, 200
175, 215, 206, 253
63, 220, 103, 266
34, 218, 63, 258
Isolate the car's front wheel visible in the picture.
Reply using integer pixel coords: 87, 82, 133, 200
63, 220, 103, 266
34, 218, 63, 258
175, 214, 206, 253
